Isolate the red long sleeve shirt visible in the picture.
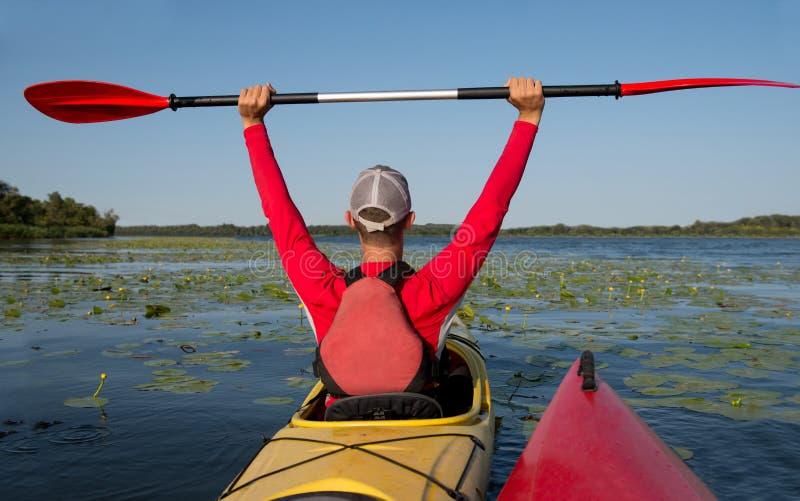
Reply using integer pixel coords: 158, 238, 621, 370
245, 121, 537, 355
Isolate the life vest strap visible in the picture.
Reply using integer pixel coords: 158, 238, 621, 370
344, 260, 415, 288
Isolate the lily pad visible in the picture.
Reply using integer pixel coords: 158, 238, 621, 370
228, 331, 263, 341
624, 373, 670, 389
143, 359, 177, 367
702, 338, 752, 350
102, 348, 134, 358
664, 347, 696, 355
115, 343, 142, 350
640, 387, 686, 396
153, 375, 196, 384
774, 408, 800, 424
285, 376, 316, 389
253, 396, 295, 406
64, 396, 108, 408
201, 331, 228, 338
136, 377, 217, 394
719, 389, 782, 407
744, 349, 799, 371
625, 372, 737, 396
618, 348, 649, 358
206, 359, 251, 372
0, 360, 30, 368
457, 304, 476, 321
640, 354, 686, 368
4, 308, 21, 318
726, 367, 772, 379
152, 369, 187, 377
167, 379, 218, 394
42, 350, 80, 358
182, 351, 239, 366
135, 382, 167, 391
145, 304, 171, 319
670, 375, 738, 393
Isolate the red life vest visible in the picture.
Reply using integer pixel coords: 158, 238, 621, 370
314, 261, 431, 397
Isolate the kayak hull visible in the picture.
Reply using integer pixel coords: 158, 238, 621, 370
498, 357, 715, 501
220, 333, 494, 500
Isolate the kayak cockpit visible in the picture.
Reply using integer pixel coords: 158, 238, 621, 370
324, 392, 444, 421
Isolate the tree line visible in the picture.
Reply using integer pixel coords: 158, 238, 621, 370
118, 215, 800, 238
502, 215, 800, 237
0, 180, 118, 239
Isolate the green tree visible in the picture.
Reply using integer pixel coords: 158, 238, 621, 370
0, 180, 118, 238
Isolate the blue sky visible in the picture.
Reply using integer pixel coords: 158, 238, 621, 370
2, 0, 798, 227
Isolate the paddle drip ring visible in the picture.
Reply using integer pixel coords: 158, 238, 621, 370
0, 436, 40, 454
47, 425, 111, 445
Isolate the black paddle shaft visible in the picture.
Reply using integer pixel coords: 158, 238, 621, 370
168, 82, 621, 109
458, 83, 621, 99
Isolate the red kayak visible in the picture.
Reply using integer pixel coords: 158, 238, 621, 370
499, 351, 715, 500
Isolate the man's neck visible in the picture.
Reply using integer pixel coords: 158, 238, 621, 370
361, 244, 403, 263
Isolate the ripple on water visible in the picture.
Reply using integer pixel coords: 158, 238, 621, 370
0, 436, 40, 454
0, 425, 113, 454
47, 425, 112, 445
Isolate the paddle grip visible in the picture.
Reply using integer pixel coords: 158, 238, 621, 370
169, 93, 319, 109
458, 82, 621, 99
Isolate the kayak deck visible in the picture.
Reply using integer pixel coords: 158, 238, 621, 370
220, 335, 494, 500
499, 352, 715, 501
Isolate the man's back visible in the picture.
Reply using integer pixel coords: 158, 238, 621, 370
238, 77, 543, 355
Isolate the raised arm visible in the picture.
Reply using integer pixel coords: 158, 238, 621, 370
411, 78, 544, 339
239, 85, 342, 338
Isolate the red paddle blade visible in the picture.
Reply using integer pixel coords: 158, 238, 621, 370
621, 77, 799, 97
24, 80, 169, 124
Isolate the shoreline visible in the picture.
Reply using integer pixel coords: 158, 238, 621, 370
4, 215, 799, 240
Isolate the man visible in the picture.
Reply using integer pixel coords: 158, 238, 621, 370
239, 77, 543, 399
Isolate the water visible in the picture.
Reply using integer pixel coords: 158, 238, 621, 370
1, 237, 799, 500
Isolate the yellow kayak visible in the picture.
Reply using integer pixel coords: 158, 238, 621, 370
219, 329, 494, 500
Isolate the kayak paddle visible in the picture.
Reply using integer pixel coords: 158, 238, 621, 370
24, 78, 798, 124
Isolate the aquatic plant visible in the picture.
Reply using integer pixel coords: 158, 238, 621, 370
64, 373, 109, 408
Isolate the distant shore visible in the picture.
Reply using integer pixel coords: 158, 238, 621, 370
115, 215, 800, 239
0, 181, 118, 239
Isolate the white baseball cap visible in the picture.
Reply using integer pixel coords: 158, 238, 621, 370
349, 165, 412, 232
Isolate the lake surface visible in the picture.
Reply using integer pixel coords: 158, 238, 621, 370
1, 236, 799, 500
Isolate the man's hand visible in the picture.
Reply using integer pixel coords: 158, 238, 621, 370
506, 77, 544, 126
239, 83, 275, 129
